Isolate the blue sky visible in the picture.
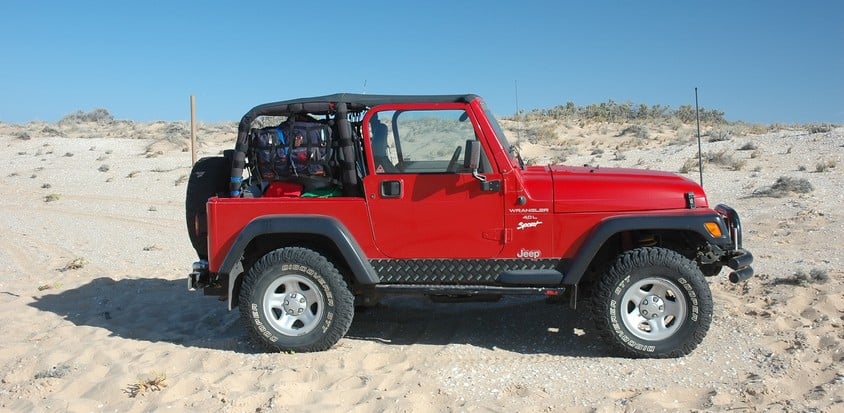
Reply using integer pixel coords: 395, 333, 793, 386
1, 1, 842, 124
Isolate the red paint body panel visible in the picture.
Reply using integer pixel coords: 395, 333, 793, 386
551, 166, 707, 213
203, 94, 719, 273
207, 197, 372, 272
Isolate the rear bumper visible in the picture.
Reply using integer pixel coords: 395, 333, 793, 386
188, 260, 210, 291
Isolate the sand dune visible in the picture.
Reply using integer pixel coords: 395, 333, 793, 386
0, 117, 841, 412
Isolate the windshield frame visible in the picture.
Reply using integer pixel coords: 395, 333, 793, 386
480, 101, 523, 170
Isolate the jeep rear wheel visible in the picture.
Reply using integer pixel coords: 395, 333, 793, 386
591, 247, 713, 358
238, 247, 354, 352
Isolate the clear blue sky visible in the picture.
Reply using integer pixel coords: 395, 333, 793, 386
1, 1, 842, 124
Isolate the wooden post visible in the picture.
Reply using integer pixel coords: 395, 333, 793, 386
190, 95, 197, 166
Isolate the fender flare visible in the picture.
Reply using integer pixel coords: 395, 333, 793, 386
220, 214, 379, 300
561, 213, 728, 285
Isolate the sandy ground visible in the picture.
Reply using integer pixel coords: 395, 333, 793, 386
0, 116, 841, 412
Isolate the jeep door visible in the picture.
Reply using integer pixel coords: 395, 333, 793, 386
362, 104, 505, 258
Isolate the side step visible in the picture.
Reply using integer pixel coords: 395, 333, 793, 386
497, 269, 563, 286
372, 284, 566, 297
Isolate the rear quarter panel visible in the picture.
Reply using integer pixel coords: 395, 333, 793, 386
206, 197, 372, 272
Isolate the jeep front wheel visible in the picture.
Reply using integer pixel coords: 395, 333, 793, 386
591, 247, 713, 358
238, 247, 354, 352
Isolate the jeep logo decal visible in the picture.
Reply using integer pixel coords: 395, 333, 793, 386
516, 248, 542, 259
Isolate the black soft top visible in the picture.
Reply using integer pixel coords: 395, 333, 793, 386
230, 93, 478, 197
241, 93, 478, 121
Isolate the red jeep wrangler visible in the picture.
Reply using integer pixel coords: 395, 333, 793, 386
186, 94, 753, 358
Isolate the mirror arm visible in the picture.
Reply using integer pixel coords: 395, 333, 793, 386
472, 169, 487, 182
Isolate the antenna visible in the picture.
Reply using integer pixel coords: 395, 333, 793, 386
362, 80, 367, 95
515, 80, 521, 142
695, 87, 703, 187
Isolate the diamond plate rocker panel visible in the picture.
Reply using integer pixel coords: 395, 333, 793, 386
369, 259, 559, 284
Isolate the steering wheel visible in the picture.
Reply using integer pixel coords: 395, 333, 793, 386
445, 146, 463, 173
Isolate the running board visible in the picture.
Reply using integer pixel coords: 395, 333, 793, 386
497, 269, 563, 286
372, 284, 566, 297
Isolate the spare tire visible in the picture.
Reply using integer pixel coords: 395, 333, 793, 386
186, 150, 233, 260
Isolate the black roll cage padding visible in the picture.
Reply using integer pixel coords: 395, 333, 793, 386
229, 94, 478, 196
333, 102, 359, 195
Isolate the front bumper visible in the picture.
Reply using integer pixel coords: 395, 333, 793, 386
715, 204, 754, 283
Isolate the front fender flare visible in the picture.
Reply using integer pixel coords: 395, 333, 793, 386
561, 213, 728, 285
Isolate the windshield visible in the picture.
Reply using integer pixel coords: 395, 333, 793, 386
480, 101, 523, 169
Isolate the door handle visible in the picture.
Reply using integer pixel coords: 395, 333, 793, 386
380, 180, 402, 198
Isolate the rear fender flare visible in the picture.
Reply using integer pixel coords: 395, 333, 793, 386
220, 215, 379, 303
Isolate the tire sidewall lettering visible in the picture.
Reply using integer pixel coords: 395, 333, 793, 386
609, 275, 655, 353
677, 277, 699, 322
610, 267, 695, 353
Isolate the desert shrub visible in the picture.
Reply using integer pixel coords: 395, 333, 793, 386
535, 123, 558, 143
59, 108, 114, 125
787, 269, 829, 286
98, 164, 110, 172
752, 176, 813, 197
707, 128, 732, 142
671, 129, 696, 146
44, 193, 61, 202
126, 371, 167, 398
60, 257, 88, 271
679, 158, 699, 173
704, 150, 745, 170
815, 160, 836, 172
590, 148, 604, 156
34, 364, 73, 379
15, 131, 31, 140
617, 125, 649, 139
807, 124, 832, 134
510, 100, 726, 124
41, 126, 64, 137
739, 142, 758, 151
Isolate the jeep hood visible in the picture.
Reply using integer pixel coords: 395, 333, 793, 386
529, 165, 707, 213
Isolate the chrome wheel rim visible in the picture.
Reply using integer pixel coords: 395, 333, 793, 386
619, 277, 687, 341
263, 274, 325, 336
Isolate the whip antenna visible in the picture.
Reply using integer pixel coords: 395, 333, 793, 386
695, 87, 703, 187
515, 80, 521, 142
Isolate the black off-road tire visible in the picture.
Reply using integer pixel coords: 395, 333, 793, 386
590, 247, 713, 358
185, 151, 233, 260
238, 247, 355, 352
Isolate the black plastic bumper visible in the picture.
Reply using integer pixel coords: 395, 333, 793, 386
715, 204, 754, 283
726, 249, 754, 283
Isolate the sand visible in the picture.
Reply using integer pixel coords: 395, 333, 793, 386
0, 117, 841, 412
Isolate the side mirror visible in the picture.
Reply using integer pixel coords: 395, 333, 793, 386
464, 140, 486, 183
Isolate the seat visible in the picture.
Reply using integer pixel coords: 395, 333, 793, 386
370, 116, 398, 173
